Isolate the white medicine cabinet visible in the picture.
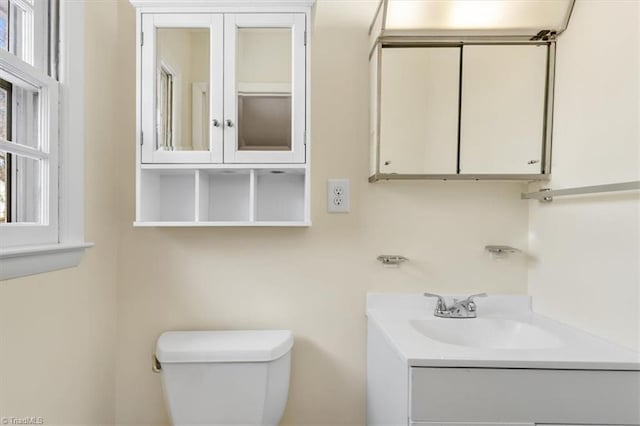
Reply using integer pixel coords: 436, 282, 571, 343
131, 0, 314, 227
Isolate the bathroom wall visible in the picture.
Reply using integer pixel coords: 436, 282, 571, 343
1, 1, 634, 425
527, 0, 640, 350
0, 2, 120, 424
114, 1, 530, 425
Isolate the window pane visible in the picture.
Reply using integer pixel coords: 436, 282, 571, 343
236, 28, 292, 152
0, 0, 7, 51
0, 0, 35, 66
0, 150, 7, 222
9, 2, 29, 63
0, 151, 40, 223
0, 77, 39, 149
0, 78, 9, 140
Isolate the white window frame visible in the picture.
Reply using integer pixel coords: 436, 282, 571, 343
0, 48, 59, 246
4, 0, 45, 69
0, 0, 92, 280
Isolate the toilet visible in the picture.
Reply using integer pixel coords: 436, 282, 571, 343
155, 330, 293, 426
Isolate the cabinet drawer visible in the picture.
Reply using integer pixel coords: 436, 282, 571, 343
411, 423, 532, 426
410, 367, 640, 424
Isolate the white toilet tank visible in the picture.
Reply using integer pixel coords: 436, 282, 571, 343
156, 330, 293, 426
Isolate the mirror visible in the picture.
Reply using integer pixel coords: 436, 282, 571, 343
380, 47, 460, 174
236, 27, 292, 151
156, 28, 210, 152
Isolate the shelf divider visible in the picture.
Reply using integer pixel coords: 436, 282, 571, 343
249, 169, 257, 222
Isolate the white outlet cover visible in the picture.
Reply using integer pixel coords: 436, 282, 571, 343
328, 179, 350, 213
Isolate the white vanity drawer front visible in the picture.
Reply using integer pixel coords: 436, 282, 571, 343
411, 423, 533, 426
410, 367, 640, 424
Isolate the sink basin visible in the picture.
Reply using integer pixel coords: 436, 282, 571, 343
410, 318, 565, 350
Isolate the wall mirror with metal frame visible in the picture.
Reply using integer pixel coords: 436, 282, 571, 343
368, 0, 573, 182
370, 41, 554, 181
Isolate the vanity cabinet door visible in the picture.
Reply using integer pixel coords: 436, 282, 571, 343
223, 14, 306, 164
459, 45, 548, 175
379, 47, 460, 175
141, 14, 224, 164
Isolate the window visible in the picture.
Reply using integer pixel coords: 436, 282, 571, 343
1, 77, 12, 222
0, 0, 58, 247
0, 0, 90, 280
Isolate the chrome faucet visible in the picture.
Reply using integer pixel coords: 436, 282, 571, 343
423, 293, 487, 318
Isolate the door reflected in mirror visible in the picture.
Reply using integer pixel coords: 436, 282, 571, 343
236, 27, 292, 151
156, 28, 210, 152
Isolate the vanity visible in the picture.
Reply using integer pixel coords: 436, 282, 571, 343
366, 293, 640, 426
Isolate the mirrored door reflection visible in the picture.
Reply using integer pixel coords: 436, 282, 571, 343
236, 27, 292, 151
156, 28, 210, 152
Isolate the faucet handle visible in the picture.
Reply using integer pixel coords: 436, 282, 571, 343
464, 293, 488, 302
423, 292, 447, 311
460, 293, 487, 312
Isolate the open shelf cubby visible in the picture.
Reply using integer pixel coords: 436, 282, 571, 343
255, 169, 305, 222
198, 170, 251, 222
137, 167, 308, 226
140, 170, 196, 222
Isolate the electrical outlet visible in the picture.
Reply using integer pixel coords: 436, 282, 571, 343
328, 179, 350, 213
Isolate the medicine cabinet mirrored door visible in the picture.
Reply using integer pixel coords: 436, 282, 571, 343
459, 44, 548, 174
224, 14, 306, 164
380, 47, 460, 174
141, 14, 224, 163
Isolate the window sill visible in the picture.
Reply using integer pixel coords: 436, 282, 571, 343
0, 242, 94, 280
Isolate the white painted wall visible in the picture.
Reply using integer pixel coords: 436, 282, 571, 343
114, 1, 529, 425
528, 0, 640, 350
0, 2, 119, 424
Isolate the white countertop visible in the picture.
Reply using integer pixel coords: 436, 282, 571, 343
366, 293, 640, 370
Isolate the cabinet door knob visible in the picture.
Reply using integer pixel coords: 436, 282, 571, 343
225, 119, 234, 128
212, 119, 220, 128
528, 160, 540, 165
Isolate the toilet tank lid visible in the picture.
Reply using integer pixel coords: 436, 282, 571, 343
156, 330, 293, 363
